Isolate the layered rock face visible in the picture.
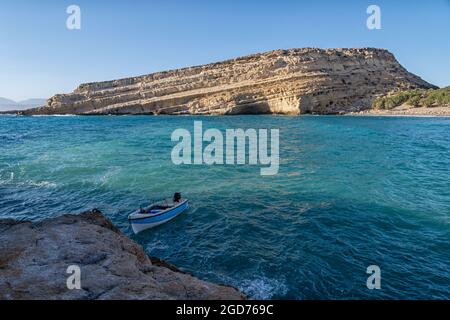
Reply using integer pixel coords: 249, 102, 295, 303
0, 210, 244, 300
23, 48, 436, 115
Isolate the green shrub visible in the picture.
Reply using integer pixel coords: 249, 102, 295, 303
373, 86, 450, 109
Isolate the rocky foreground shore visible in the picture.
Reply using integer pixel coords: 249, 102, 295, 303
0, 210, 244, 300
20, 48, 436, 116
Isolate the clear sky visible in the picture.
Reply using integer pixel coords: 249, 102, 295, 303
1, 0, 449, 100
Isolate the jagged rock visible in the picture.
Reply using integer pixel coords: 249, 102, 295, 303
0, 210, 244, 300
21, 48, 436, 115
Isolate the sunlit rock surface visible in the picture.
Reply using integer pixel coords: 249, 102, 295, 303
21, 48, 436, 115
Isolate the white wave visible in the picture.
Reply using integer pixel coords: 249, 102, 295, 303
96, 168, 121, 186
0, 171, 14, 185
146, 240, 169, 252
239, 276, 288, 299
2, 179, 58, 188
26, 180, 58, 188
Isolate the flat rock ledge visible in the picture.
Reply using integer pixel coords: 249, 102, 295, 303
0, 210, 244, 300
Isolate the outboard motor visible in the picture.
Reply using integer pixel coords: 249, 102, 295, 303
173, 192, 181, 203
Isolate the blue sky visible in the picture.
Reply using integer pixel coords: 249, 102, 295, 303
1, 0, 449, 100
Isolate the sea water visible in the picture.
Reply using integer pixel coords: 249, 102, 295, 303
0, 115, 449, 299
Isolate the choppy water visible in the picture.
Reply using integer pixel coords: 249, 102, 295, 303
1, 115, 449, 299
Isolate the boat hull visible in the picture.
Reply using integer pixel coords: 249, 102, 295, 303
128, 200, 189, 234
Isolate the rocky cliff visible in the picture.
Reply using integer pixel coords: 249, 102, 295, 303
22, 48, 436, 115
0, 210, 244, 300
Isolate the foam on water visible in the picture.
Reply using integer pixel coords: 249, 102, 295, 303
239, 277, 289, 299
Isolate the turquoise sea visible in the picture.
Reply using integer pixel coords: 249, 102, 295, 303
0, 115, 449, 299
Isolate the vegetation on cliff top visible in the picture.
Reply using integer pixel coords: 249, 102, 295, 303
373, 86, 450, 110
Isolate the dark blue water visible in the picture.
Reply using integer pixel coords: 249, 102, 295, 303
0, 115, 449, 299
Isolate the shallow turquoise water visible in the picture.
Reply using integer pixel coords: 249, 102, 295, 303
1, 115, 449, 299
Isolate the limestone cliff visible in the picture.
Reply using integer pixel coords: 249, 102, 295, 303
22, 48, 436, 115
0, 210, 244, 300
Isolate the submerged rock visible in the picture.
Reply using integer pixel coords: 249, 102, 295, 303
21, 48, 436, 116
0, 210, 244, 300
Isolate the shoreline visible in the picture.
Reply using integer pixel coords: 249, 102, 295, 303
3, 102, 450, 118
348, 104, 450, 117
1, 113, 449, 118
344, 113, 450, 118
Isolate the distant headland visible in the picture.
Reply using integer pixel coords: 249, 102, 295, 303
9, 48, 450, 116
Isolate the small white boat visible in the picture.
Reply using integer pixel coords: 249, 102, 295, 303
128, 193, 189, 234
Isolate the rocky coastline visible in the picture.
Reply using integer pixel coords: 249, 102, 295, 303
0, 210, 244, 300
350, 104, 450, 116
18, 48, 437, 116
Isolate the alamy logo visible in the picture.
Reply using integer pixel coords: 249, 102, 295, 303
366, 265, 381, 289
66, 5, 81, 30
66, 265, 81, 290
171, 121, 279, 175
366, 5, 381, 30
